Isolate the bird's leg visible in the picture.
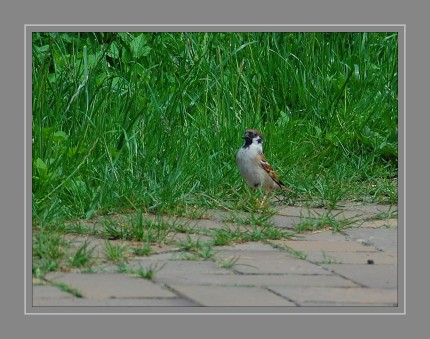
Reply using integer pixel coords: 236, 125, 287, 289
259, 190, 270, 208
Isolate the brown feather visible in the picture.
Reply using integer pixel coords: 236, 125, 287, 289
258, 152, 294, 192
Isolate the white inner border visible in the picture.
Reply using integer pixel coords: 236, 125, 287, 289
25, 24, 405, 315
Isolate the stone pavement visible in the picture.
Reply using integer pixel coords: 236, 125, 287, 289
32, 203, 398, 309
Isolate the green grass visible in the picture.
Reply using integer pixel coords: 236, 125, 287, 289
101, 213, 173, 243
320, 251, 342, 264
177, 236, 216, 260
32, 230, 69, 277
116, 263, 165, 280
133, 263, 165, 280
50, 281, 83, 298
32, 32, 397, 223
67, 240, 96, 268
31, 32, 398, 276
226, 210, 277, 227
211, 225, 296, 246
372, 206, 398, 220
217, 256, 241, 269
104, 240, 128, 262
269, 242, 308, 260
294, 212, 358, 233
133, 243, 152, 256
116, 262, 129, 273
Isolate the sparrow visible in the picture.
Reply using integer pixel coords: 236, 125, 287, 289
236, 129, 293, 195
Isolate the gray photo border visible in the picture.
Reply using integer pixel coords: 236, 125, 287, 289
26, 24, 405, 315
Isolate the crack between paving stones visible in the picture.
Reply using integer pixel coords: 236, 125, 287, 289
316, 265, 369, 288
162, 285, 204, 306
264, 287, 300, 306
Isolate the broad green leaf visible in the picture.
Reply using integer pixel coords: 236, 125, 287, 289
52, 131, 68, 142
130, 34, 151, 59
35, 158, 48, 178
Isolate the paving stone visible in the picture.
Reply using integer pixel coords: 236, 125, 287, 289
269, 215, 300, 229
359, 219, 398, 228
169, 285, 296, 306
33, 285, 76, 300
144, 214, 232, 234
218, 242, 281, 251
36, 204, 399, 309
133, 251, 181, 261
185, 218, 226, 230
169, 233, 213, 243
299, 231, 350, 241
269, 286, 397, 306
44, 272, 177, 299
320, 264, 397, 289
274, 239, 378, 253
95, 252, 178, 273
332, 210, 375, 220
347, 204, 397, 216
303, 250, 397, 265
63, 235, 104, 259
158, 272, 358, 288
277, 206, 332, 218
343, 228, 398, 253
298, 301, 397, 307
206, 209, 240, 222
215, 249, 329, 275
143, 260, 234, 285
277, 206, 376, 221
87, 212, 219, 235
64, 235, 179, 261
33, 297, 197, 307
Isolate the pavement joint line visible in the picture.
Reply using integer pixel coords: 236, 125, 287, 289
265, 286, 300, 306
163, 284, 205, 307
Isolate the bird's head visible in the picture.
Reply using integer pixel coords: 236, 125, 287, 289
242, 129, 263, 147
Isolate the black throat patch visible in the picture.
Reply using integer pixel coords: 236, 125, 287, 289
243, 138, 253, 148
243, 135, 262, 149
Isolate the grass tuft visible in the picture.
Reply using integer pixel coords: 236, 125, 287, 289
295, 212, 358, 233
134, 263, 166, 280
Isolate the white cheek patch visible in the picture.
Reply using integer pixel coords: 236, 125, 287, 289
253, 136, 262, 145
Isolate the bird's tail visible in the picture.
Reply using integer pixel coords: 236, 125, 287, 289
278, 180, 294, 193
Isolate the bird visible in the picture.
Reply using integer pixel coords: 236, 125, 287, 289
236, 129, 293, 204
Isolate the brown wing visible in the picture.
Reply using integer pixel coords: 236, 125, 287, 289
258, 152, 294, 192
